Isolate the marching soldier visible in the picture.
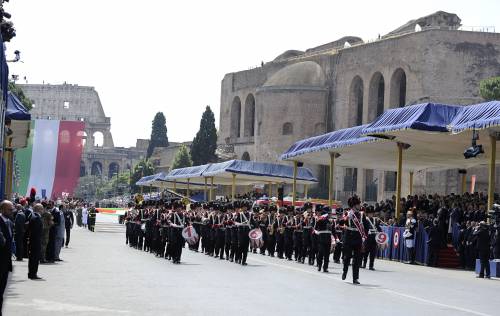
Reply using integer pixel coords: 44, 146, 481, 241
274, 208, 286, 259
284, 207, 294, 261
293, 211, 304, 263
169, 200, 187, 264
315, 207, 333, 273
266, 205, 277, 257
362, 206, 381, 270
234, 201, 255, 266
302, 203, 314, 265
342, 196, 364, 284
224, 203, 234, 261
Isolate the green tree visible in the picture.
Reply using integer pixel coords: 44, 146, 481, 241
130, 159, 155, 193
190, 106, 218, 165
147, 112, 169, 158
172, 145, 193, 169
479, 76, 500, 101
9, 82, 33, 111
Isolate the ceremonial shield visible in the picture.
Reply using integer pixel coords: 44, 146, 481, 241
375, 232, 388, 248
249, 228, 264, 249
182, 226, 199, 245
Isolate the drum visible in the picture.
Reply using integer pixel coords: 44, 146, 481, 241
375, 232, 389, 249
249, 228, 264, 249
182, 226, 199, 246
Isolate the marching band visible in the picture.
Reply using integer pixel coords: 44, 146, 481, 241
124, 196, 386, 285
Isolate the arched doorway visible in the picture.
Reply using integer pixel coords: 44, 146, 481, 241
230, 96, 241, 138
108, 162, 120, 179
244, 94, 255, 137
369, 72, 385, 120
93, 131, 104, 147
349, 76, 364, 126
91, 161, 103, 176
80, 161, 86, 177
390, 68, 407, 107
241, 152, 250, 161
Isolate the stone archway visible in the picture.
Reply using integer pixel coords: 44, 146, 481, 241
369, 72, 385, 120
241, 152, 250, 161
230, 96, 241, 138
390, 68, 407, 108
244, 94, 255, 137
108, 162, 120, 179
91, 161, 103, 176
349, 76, 364, 126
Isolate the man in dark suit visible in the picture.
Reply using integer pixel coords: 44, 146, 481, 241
28, 204, 44, 280
0, 200, 15, 315
63, 207, 74, 247
14, 206, 26, 261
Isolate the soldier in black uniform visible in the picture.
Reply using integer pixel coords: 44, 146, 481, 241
258, 206, 268, 255
213, 205, 226, 260
169, 201, 187, 264
230, 205, 239, 263
342, 196, 364, 284
362, 206, 381, 270
293, 211, 304, 263
224, 203, 234, 261
316, 207, 333, 273
274, 208, 286, 259
302, 203, 314, 265
284, 207, 294, 261
266, 205, 277, 257
333, 209, 345, 264
234, 201, 255, 265
474, 221, 491, 278
191, 203, 203, 252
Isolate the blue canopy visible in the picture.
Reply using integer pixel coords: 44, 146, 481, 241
6, 92, 31, 120
165, 164, 211, 180
136, 172, 214, 189
362, 103, 462, 135
201, 159, 317, 184
449, 101, 500, 133
280, 124, 378, 161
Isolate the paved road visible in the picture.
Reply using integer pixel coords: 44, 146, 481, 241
4, 227, 499, 316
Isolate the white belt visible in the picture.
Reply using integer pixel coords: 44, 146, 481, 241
316, 230, 331, 234
346, 227, 358, 231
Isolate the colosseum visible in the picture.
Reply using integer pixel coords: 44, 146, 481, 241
19, 83, 148, 180
217, 11, 500, 202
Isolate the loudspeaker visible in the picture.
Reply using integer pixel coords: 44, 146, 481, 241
297, 162, 304, 167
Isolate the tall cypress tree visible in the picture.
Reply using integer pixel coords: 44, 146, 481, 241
190, 106, 218, 166
172, 145, 193, 169
147, 112, 169, 158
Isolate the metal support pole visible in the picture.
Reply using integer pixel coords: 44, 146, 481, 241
187, 178, 190, 198
329, 152, 335, 207
304, 184, 308, 200
409, 171, 414, 196
173, 180, 177, 192
488, 135, 496, 212
204, 177, 208, 202
395, 143, 403, 220
231, 173, 236, 202
268, 182, 272, 198
209, 177, 214, 201
292, 161, 298, 207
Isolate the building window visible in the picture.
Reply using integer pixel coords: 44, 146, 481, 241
282, 122, 293, 135
343, 168, 358, 192
385, 171, 397, 191
63, 101, 70, 109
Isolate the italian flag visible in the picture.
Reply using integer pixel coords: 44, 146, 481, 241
13, 119, 85, 199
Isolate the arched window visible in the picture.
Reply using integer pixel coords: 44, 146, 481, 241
91, 161, 103, 176
230, 96, 241, 138
349, 76, 364, 126
77, 131, 87, 147
282, 122, 293, 135
80, 161, 86, 177
369, 72, 385, 120
390, 68, 407, 108
108, 162, 120, 179
244, 94, 255, 137
241, 152, 250, 161
93, 131, 104, 147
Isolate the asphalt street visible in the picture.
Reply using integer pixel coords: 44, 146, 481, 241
3, 227, 499, 316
